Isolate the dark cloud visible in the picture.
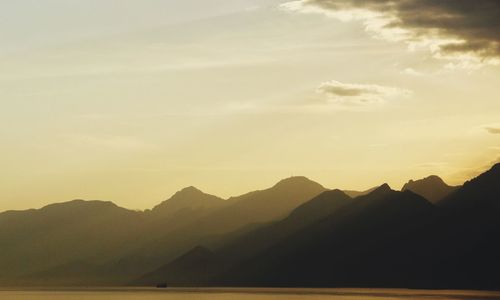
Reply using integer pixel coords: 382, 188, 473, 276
298, 0, 500, 58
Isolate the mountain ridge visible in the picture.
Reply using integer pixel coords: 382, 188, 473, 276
1, 163, 499, 288
402, 175, 458, 203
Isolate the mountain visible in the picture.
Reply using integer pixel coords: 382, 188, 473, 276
440, 163, 500, 210
286, 189, 352, 224
3, 165, 500, 289
177, 176, 327, 236
0, 186, 230, 286
0, 200, 144, 285
410, 163, 500, 289
209, 165, 500, 289
124, 176, 327, 274
132, 189, 354, 287
147, 186, 229, 232
151, 186, 227, 216
224, 176, 328, 227
384, 163, 500, 289
402, 175, 458, 203
23, 176, 325, 286
343, 186, 378, 198
218, 189, 353, 264
134, 246, 222, 287
210, 184, 438, 287
142, 184, 437, 287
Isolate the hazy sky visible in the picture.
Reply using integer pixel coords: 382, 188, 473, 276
1, 0, 499, 211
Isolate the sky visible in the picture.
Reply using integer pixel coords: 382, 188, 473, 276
1, 0, 499, 211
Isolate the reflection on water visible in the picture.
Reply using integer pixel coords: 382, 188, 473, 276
1, 288, 500, 300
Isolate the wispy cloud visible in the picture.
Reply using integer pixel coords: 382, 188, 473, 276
316, 80, 411, 106
281, 0, 500, 69
401, 68, 423, 77
485, 126, 500, 134
62, 134, 156, 151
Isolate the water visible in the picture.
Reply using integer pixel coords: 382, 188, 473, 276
1, 288, 499, 300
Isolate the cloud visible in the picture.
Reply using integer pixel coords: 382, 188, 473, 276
401, 68, 423, 76
485, 126, 500, 134
316, 80, 411, 105
281, 0, 500, 68
62, 134, 156, 151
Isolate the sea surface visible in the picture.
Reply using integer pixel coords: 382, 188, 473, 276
1, 288, 499, 300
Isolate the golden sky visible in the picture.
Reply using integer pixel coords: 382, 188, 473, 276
1, 0, 499, 211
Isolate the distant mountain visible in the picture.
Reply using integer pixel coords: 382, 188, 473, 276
402, 175, 458, 203
0, 186, 230, 286
0, 200, 144, 285
143, 184, 436, 287
147, 186, 229, 232
134, 246, 222, 287
286, 189, 352, 224
131, 189, 354, 286
213, 184, 436, 287
413, 163, 500, 289
126, 176, 327, 273
343, 186, 378, 198
3, 165, 500, 289
181, 176, 327, 236
151, 186, 227, 216
218, 189, 353, 264
202, 165, 500, 289
440, 163, 500, 210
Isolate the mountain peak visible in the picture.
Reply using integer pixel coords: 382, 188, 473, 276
376, 183, 392, 192
343, 186, 378, 198
152, 186, 225, 214
176, 186, 204, 196
491, 162, 500, 172
405, 175, 446, 186
402, 175, 457, 203
360, 183, 393, 198
166, 186, 217, 202
273, 176, 324, 190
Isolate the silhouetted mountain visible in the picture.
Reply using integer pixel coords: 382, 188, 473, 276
122, 176, 327, 277
402, 175, 458, 203
219, 176, 327, 231
0, 200, 144, 285
286, 189, 352, 223
130, 189, 353, 286
441, 163, 500, 210
343, 186, 378, 198
218, 189, 353, 264
175, 176, 327, 236
210, 185, 438, 287
0, 177, 327, 287
0, 186, 230, 286
147, 184, 435, 287
152, 186, 227, 216
206, 165, 500, 289
147, 186, 229, 233
134, 246, 222, 287
3, 165, 500, 289
423, 163, 500, 289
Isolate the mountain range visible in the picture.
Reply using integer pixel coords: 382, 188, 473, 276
1, 164, 499, 289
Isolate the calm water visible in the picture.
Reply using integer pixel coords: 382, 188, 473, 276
1, 288, 499, 300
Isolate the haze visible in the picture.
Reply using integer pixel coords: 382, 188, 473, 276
1, 0, 499, 211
